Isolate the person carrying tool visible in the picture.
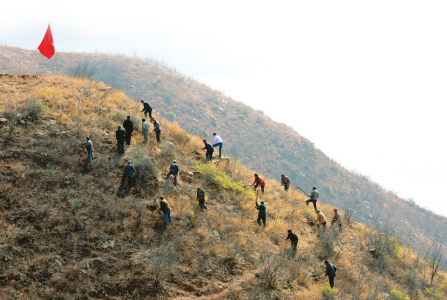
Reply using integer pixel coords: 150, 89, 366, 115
140, 99, 152, 119
315, 210, 327, 228
284, 229, 298, 257
252, 173, 265, 194
166, 160, 179, 186
202, 140, 214, 161
280, 174, 290, 191
306, 187, 319, 211
122, 160, 136, 187
212, 133, 223, 158
196, 188, 207, 210
255, 200, 266, 226
116, 125, 127, 155
157, 196, 171, 227
123, 116, 133, 146
331, 209, 342, 232
151, 118, 161, 143
141, 118, 150, 144
84, 137, 93, 164
324, 260, 337, 288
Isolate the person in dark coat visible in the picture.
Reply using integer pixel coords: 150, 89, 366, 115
255, 200, 266, 226
196, 188, 207, 210
141, 99, 152, 119
123, 116, 133, 146
285, 229, 298, 257
116, 126, 127, 155
166, 160, 179, 186
324, 260, 337, 288
202, 140, 214, 161
151, 118, 161, 143
122, 160, 136, 187
84, 137, 93, 164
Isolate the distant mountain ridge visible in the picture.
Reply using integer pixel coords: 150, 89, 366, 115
1, 45, 446, 258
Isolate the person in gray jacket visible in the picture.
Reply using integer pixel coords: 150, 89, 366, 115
331, 209, 342, 232
306, 187, 319, 211
151, 118, 161, 143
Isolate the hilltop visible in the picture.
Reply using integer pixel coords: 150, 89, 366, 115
0, 74, 446, 299
1, 46, 447, 261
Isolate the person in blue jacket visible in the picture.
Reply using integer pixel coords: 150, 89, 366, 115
166, 160, 179, 186
122, 160, 136, 187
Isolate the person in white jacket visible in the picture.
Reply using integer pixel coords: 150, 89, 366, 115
141, 118, 150, 144
212, 133, 223, 158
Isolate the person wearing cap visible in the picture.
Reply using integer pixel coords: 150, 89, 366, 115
116, 125, 127, 155
306, 187, 319, 211
196, 188, 207, 210
315, 210, 328, 228
280, 175, 290, 192
255, 200, 266, 226
166, 160, 179, 186
122, 160, 136, 187
84, 137, 93, 164
202, 140, 214, 161
331, 209, 342, 232
123, 116, 133, 146
284, 229, 298, 256
252, 173, 266, 193
141, 99, 152, 119
151, 118, 161, 143
157, 196, 171, 227
212, 133, 223, 158
324, 260, 337, 288
141, 118, 150, 144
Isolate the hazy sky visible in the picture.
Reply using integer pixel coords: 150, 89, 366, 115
2, 1, 447, 216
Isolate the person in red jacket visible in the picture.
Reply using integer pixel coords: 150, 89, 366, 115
252, 173, 265, 194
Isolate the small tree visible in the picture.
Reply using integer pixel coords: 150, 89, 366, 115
424, 233, 445, 285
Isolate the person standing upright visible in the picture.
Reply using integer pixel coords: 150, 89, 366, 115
141, 118, 150, 144
141, 99, 152, 119
202, 140, 214, 161
196, 188, 207, 211
252, 173, 266, 194
281, 174, 290, 192
151, 117, 161, 143
166, 160, 179, 186
306, 187, 319, 211
255, 200, 266, 226
212, 133, 223, 158
84, 137, 93, 164
123, 116, 133, 146
332, 209, 343, 232
116, 125, 126, 155
324, 260, 337, 288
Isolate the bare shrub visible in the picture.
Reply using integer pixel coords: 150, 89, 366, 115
23, 99, 46, 120
148, 241, 177, 286
258, 250, 288, 289
68, 63, 96, 79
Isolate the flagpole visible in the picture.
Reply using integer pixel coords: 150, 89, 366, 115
54, 52, 56, 76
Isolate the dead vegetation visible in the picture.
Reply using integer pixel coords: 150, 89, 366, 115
0, 75, 446, 299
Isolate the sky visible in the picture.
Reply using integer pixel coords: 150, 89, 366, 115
1, 0, 447, 216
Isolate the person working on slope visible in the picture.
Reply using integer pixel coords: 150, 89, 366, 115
122, 160, 136, 187
196, 187, 207, 211
202, 140, 214, 161
315, 210, 327, 229
255, 200, 266, 226
141, 99, 152, 119
212, 133, 223, 158
331, 209, 342, 232
166, 160, 179, 186
84, 137, 93, 165
123, 115, 133, 146
252, 173, 265, 194
324, 260, 337, 288
306, 187, 319, 211
141, 118, 150, 144
285, 229, 298, 257
116, 125, 127, 155
151, 118, 161, 143
157, 196, 171, 227
281, 174, 290, 192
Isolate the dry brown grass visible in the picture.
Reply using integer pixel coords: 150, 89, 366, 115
0, 75, 445, 299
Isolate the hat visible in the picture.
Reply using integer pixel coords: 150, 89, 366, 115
173, 160, 176, 163
287, 229, 292, 232
160, 196, 164, 199
316, 210, 320, 213
260, 201, 264, 204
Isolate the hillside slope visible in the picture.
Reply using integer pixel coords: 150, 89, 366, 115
1, 46, 446, 259
1, 75, 446, 299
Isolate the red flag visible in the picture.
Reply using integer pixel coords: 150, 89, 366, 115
38, 24, 55, 59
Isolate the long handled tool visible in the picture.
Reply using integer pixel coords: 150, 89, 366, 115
295, 185, 311, 198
